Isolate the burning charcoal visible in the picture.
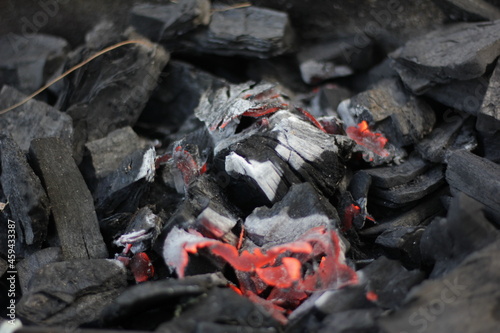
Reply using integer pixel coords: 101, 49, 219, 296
298, 37, 374, 84
129, 0, 210, 42
63, 29, 169, 161
375, 226, 426, 265
196, 206, 238, 245
364, 154, 429, 188
361, 191, 445, 236
16, 247, 62, 295
390, 20, 500, 93
139, 60, 226, 135
81, 127, 146, 189
29, 138, 108, 260
436, 0, 500, 21
379, 238, 500, 333
0, 85, 73, 152
0, 33, 68, 94
93, 147, 156, 217
337, 78, 436, 148
477, 59, 500, 134
101, 273, 226, 328
218, 110, 353, 205
318, 308, 382, 333
416, 113, 477, 163
114, 206, 162, 255
446, 150, 500, 216
425, 75, 489, 115
183, 6, 295, 58
0, 136, 49, 256
244, 183, 339, 247
156, 288, 280, 332
369, 165, 445, 207
420, 193, 499, 277
17, 259, 127, 328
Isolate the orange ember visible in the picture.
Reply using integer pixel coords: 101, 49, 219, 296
346, 121, 390, 157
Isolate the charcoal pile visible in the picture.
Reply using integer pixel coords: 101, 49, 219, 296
1, 1, 500, 333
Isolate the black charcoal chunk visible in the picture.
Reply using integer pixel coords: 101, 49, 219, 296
375, 226, 425, 265
416, 113, 476, 163
337, 78, 436, 147
309, 84, 352, 118
314, 285, 375, 316
64, 30, 169, 161
446, 150, 500, 215
425, 75, 489, 115
196, 322, 277, 333
82, 127, 146, 188
129, 0, 210, 42
140, 60, 226, 134
298, 37, 374, 84
436, 0, 500, 21
420, 192, 499, 277
156, 288, 279, 332
102, 273, 226, 327
17, 259, 127, 328
369, 165, 445, 205
364, 155, 429, 188
477, 59, 500, 134
220, 111, 353, 204
244, 183, 339, 247
0, 136, 49, 255
379, 238, 500, 333
94, 147, 156, 217
183, 6, 295, 58
0, 85, 73, 152
390, 20, 500, 92
361, 191, 445, 236
29, 138, 108, 260
16, 247, 62, 294
0, 33, 68, 94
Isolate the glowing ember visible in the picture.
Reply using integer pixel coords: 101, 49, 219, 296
164, 226, 359, 323
346, 121, 390, 157
343, 203, 361, 232
130, 252, 155, 283
366, 291, 379, 302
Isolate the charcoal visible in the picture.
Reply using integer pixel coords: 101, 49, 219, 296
309, 84, 352, 118
244, 183, 339, 247
378, 238, 500, 333
314, 285, 375, 315
298, 37, 375, 84
0, 85, 73, 152
196, 206, 238, 245
416, 112, 476, 163
82, 127, 146, 189
182, 6, 295, 58
318, 308, 382, 333
16, 247, 62, 295
29, 137, 108, 260
217, 110, 354, 205
156, 287, 279, 332
63, 29, 169, 161
478, 131, 500, 163
375, 226, 425, 265
361, 191, 445, 236
390, 20, 500, 93
129, 0, 210, 42
364, 154, 429, 188
337, 78, 436, 147
351, 58, 400, 92
139, 60, 227, 135
0, 33, 68, 94
93, 147, 156, 217
0, 257, 7, 277
114, 206, 162, 254
196, 322, 278, 333
102, 273, 226, 328
425, 75, 489, 115
0, 136, 49, 256
435, 0, 500, 21
446, 150, 500, 215
17, 259, 127, 328
369, 165, 445, 206
348, 171, 372, 201
477, 59, 500, 134
420, 193, 499, 277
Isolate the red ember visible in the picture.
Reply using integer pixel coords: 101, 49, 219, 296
346, 121, 390, 157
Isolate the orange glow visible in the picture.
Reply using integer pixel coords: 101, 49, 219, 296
346, 121, 390, 157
